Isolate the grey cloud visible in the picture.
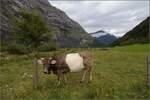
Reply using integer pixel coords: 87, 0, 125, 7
49, 0, 149, 37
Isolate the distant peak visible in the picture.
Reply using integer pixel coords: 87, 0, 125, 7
95, 30, 105, 33
90, 30, 105, 34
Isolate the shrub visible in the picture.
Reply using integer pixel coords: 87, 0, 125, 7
7, 43, 29, 54
0, 44, 8, 52
38, 41, 58, 52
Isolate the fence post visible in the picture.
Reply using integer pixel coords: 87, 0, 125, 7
147, 55, 150, 85
33, 58, 39, 89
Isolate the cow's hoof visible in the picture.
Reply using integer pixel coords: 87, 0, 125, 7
56, 82, 61, 86
63, 82, 67, 85
80, 80, 84, 83
87, 81, 91, 84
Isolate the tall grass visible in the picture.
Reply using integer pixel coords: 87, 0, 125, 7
0, 44, 149, 100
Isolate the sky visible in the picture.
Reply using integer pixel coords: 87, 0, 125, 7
49, 0, 149, 37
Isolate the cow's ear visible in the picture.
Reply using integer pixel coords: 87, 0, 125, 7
49, 57, 52, 60
41, 58, 44, 60
37, 58, 44, 64
51, 60, 57, 64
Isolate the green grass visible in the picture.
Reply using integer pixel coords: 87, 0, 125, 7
0, 44, 149, 100
111, 44, 150, 53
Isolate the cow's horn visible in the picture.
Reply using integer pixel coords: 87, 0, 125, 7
41, 58, 44, 60
51, 60, 56, 64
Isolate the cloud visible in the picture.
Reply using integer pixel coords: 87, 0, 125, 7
49, 0, 149, 37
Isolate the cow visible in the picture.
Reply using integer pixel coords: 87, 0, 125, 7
38, 51, 92, 84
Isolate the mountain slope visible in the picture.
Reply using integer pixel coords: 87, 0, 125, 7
96, 34, 117, 46
90, 30, 117, 47
112, 17, 149, 46
90, 30, 107, 37
0, 0, 92, 47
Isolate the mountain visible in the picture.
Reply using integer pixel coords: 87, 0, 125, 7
0, 0, 92, 48
90, 30, 117, 47
90, 30, 107, 37
112, 17, 149, 46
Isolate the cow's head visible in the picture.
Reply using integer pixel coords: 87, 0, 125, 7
37, 58, 57, 74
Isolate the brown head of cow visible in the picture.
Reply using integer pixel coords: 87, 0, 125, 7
37, 57, 57, 74
38, 52, 92, 84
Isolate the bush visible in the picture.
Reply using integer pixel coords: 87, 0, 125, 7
0, 44, 7, 52
38, 42, 58, 52
7, 43, 29, 54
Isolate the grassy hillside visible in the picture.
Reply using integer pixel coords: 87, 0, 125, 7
112, 44, 150, 53
0, 44, 149, 100
112, 17, 149, 46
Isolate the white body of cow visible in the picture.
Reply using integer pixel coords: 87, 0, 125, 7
65, 53, 84, 72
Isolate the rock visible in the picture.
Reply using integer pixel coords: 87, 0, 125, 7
0, 0, 92, 47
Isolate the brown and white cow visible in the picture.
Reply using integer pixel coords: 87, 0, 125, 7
38, 51, 92, 84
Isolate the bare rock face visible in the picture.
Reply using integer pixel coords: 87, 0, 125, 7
0, 0, 92, 47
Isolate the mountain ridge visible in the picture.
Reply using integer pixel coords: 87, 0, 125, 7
111, 17, 149, 46
90, 30, 117, 47
0, 0, 93, 47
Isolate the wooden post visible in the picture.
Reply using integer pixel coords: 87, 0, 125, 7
33, 58, 39, 89
147, 55, 150, 85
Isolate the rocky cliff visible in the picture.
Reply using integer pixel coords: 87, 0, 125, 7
0, 0, 92, 47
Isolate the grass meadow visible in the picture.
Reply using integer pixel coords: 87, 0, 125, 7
0, 44, 149, 100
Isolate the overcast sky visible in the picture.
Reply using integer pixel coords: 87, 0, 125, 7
49, 0, 149, 37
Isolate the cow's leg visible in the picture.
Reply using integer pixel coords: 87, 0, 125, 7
57, 75, 61, 85
81, 70, 87, 82
61, 74, 67, 83
89, 71, 92, 81
88, 68, 92, 82
57, 72, 63, 85
63, 74, 67, 83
